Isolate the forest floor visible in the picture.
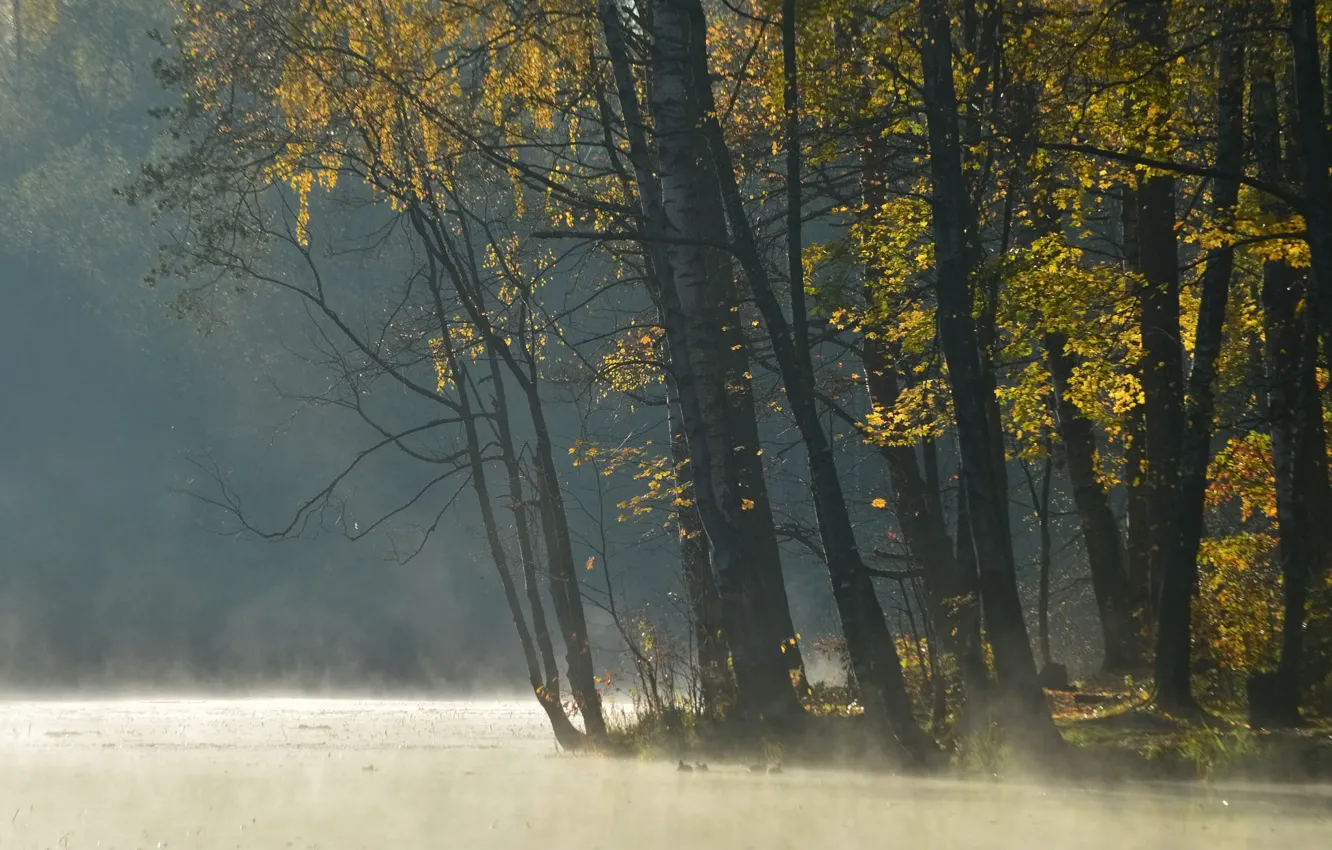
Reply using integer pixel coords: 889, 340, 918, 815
610, 675, 1332, 784
1049, 676, 1332, 782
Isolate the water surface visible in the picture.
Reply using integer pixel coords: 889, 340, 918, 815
1, 698, 1327, 849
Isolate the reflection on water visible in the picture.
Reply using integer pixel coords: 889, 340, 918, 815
0, 699, 1327, 849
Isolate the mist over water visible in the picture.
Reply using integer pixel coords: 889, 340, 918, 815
0, 697, 1327, 850
9, 1, 1332, 847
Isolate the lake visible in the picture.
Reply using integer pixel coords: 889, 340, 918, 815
1, 698, 1328, 848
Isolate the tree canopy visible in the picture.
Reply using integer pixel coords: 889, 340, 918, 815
111, 0, 1332, 758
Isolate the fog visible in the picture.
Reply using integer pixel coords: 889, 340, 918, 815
2, 699, 1327, 850
6, 1, 1332, 847
0, 256, 520, 689
0, 252, 845, 691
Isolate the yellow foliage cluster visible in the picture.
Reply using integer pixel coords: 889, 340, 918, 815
1197, 434, 1282, 671
597, 325, 666, 398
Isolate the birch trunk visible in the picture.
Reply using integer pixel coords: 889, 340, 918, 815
599, 0, 804, 722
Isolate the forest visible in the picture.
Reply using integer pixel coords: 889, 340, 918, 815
6, 0, 1332, 775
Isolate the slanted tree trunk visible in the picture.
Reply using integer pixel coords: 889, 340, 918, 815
1162, 4, 1245, 714
866, 354, 990, 705
1009, 58, 1143, 672
783, 0, 808, 362
592, 55, 795, 713
962, 4, 1013, 566
486, 347, 562, 706
709, 181, 807, 694
591, 77, 737, 714
1046, 333, 1142, 671
834, 9, 985, 717
649, 2, 805, 723
859, 139, 988, 713
436, 316, 583, 749
510, 339, 608, 738
408, 205, 608, 739
919, 0, 1058, 746
669, 0, 933, 758
598, 0, 804, 724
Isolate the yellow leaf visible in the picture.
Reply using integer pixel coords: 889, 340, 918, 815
871, 498, 888, 509
585, 556, 595, 571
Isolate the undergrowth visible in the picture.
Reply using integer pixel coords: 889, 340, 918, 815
596, 672, 1332, 784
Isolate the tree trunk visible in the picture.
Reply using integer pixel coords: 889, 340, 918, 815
1251, 16, 1330, 720
599, 0, 805, 723
1262, 261, 1319, 725
1290, 0, 1332, 357
671, 0, 934, 758
919, 0, 1058, 746
866, 352, 990, 706
1161, 6, 1245, 714
1287, 0, 1332, 620
1022, 457, 1055, 670
667, 2, 807, 687
1010, 63, 1142, 672
861, 134, 988, 711
1123, 408, 1153, 618
1120, 187, 1153, 618
1046, 333, 1142, 671
439, 324, 584, 749
773, 0, 811, 692
522, 360, 609, 738
668, 383, 735, 715
1126, 0, 1187, 630
1116, 0, 1189, 712
408, 205, 608, 739
709, 179, 807, 693
923, 438, 944, 523
487, 347, 562, 705
783, 0, 808, 360
953, 465, 982, 628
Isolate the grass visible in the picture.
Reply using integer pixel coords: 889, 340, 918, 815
1042, 671, 1332, 782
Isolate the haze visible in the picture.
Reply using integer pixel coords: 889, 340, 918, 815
6, 0, 1332, 847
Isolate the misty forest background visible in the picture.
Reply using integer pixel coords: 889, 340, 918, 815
5, 0, 1332, 759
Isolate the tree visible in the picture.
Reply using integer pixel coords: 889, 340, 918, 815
598, 0, 808, 724
137, 0, 1332, 750
1156, 1, 1246, 716
918, 0, 1058, 745
138, 0, 621, 738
